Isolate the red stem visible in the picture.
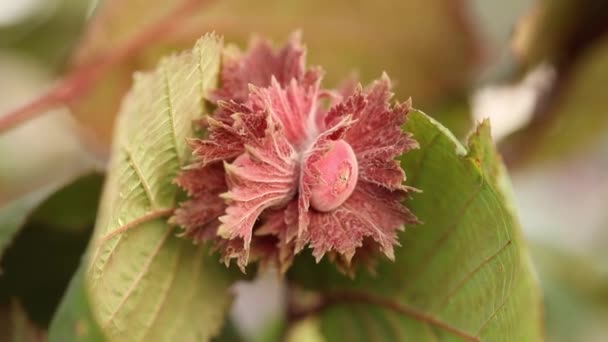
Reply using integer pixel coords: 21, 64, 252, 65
0, 0, 213, 134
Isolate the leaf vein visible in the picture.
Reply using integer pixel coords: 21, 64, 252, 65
475, 275, 516, 337
436, 239, 513, 309
162, 65, 183, 166
123, 145, 158, 208
104, 226, 175, 328
404, 183, 485, 287
138, 239, 183, 342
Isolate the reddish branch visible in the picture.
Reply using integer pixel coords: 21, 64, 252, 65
289, 291, 481, 341
0, 0, 213, 134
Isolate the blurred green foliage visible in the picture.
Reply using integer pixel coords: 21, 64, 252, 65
0, 0, 94, 70
0, 174, 102, 327
502, 0, 608, 166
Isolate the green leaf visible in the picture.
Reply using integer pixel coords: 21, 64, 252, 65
0, 0, 93, 69
288, 111, 543, 341
0, 173, 101, 259
0, 189, 50, 259
0, 174, 102, 327
50, 34, 236, 341
28, 173, 103, 233
49, 267, 105, 342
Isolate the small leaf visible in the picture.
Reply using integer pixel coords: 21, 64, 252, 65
467, 120, 501, 185
288, 111, 543, 341
51, 34, 236, 341
49, 267, 105, 342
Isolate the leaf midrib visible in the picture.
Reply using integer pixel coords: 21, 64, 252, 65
162, 65, 183, 166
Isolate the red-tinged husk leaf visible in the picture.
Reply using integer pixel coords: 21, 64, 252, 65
172, 196, 223, 241
300, 161, 417, 264
212, 32, 307, 122
216, 112, 299, 270
248, 76, 322, 148
214, 32, 306, 102
328, 237, 385, 278
171, 163, 226, 240
173, 35, 418, 274
254, 206, 298, 273
339, 75, 418, 190
188, 118, 245, 165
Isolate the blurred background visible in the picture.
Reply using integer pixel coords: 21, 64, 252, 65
0, 0, 607, 341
